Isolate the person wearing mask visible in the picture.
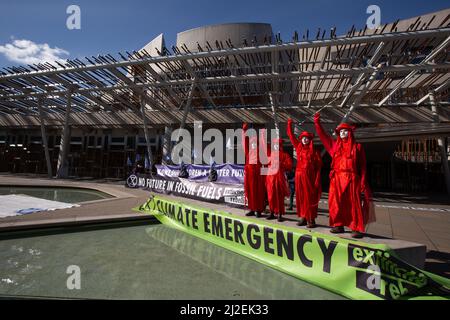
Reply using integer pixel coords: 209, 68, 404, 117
261, 130, 293, 222
287, 118, 322, 228
242, 123, 266, 217
313, 113, 375, 238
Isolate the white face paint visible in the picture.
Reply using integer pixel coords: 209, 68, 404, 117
301, 137, 310, 145
339, 129, 349, 139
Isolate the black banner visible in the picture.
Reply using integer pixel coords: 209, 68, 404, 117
126, 174, 245, 208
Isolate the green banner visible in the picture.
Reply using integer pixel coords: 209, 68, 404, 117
135, 195, 450, 300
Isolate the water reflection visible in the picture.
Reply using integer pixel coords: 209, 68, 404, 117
0, 244, 43, 294
145, 226, 343, 300
0, 224, 343, 299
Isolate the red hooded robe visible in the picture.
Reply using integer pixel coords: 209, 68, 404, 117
263, 137, 293, 215
287, 120, 322, 221
242, 124, 266, 212
314, 114, 375, 232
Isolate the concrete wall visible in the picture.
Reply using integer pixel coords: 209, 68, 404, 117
176, 23, 273, 52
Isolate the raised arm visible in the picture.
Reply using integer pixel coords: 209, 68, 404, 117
259, 128, 269, 165
286, 118, 300, 149
242, 123, 249, 157
313, 112, 334, 155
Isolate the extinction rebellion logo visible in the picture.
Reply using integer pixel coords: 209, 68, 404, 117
127, 174, 138, 188
347, 244, 434, 299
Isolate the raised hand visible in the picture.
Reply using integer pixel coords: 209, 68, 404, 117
313, 112, 321, 123
287, 118, 293, 127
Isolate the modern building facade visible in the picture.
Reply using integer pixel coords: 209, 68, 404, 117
0, 10, 449, 194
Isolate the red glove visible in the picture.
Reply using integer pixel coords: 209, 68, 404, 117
314, 112, 320, 123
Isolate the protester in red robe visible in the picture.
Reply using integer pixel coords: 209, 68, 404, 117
242, 123, 266, 217
314, 113, 375, 238
261, 132, 293, 222
287, 118, 322, 228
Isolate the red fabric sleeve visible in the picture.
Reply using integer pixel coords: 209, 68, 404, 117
314, 115, 335, 155
287, 119, 299, 149
259, 128, 269, 164
242, 124, 249, 159
282, 152, 293, 172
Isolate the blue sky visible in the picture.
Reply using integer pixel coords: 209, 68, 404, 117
0, 0, 449, 68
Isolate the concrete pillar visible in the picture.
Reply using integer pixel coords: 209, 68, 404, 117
140, 93, 153, 168
37, 97, 52, 178
429, 92, 450, 195
56, 89, 73, 178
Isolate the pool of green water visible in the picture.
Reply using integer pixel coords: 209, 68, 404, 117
0, 222, 344, 299
0, 186, 113, 203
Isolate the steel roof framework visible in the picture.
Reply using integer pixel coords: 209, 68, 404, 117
0, 15, 450, 180
0, 25, 448, 126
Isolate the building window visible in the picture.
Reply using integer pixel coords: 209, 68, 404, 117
70, 137, 83, 145
30, 136, 42, 144
126, 136, 136, 149
111, 137, 125, 144
88, 136, 95, 147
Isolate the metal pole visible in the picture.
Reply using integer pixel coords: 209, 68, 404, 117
341, 63, 383, 124
140, 92, 154, 168
162, 126, 173, 165
171, 82, 196, 165
56, 88, 73, 178
179, 81, 196, 131
269, 92, 280, 137
3, 62, 450, 101
292, 121, 300, 160
429, 91, 450, 195
37, 97, 53, 178
339, 42, 385, 108
1, 28, 449, 83
379, 35, 450, 107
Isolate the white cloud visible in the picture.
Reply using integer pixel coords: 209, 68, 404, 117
0, 38, 69, 65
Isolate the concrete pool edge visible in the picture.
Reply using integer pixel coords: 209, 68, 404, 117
0, 182, 130, 204
0, 212, 157, 233
0, 175, 154, 230
0, 173, 144, 200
